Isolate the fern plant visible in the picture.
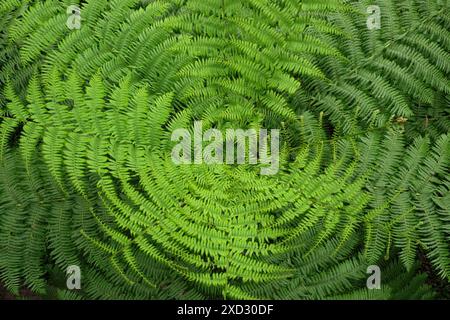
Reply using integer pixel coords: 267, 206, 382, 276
0, 0, 449, 300
295, 0, 450, 138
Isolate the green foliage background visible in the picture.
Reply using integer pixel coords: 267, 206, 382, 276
0, 0, 449, 299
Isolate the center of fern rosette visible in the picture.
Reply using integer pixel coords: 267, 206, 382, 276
170, 120, 280, 175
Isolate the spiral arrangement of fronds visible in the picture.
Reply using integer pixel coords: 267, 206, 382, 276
0, 0, 448, 300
